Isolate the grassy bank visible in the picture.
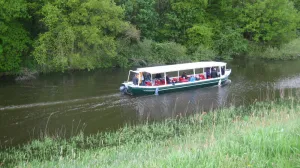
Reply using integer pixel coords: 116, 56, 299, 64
1, 99, 300, 167
248, 38, 300, 60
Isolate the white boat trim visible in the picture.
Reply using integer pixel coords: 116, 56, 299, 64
136, 61, 226, 74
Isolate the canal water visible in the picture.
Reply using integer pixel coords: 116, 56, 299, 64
1, 59, 300, 147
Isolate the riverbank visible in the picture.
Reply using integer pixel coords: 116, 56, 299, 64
1, 98, 299, 167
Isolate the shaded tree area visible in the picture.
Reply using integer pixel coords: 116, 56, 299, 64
0, 0, 299, 73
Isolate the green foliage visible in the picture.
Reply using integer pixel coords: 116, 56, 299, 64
152, 41, 188, 64
249, 38, 300, 60
117, 39, 189, 67
120, 0, 158, 39
0, 0, 31, 72
159, 0, 208, 44
191, 45, 217, 61
291, 0, 300, 11
214, 27, 248, 58
187, 24, 213, 48
1, 0, 300, 73
0, 23, 31, 72
0, 0, 28, 22
239, 0, 299, 45
33, 0, 128, 72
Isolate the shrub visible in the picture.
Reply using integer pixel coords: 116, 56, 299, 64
116, 39, 189, 67
248, 38, 300, 60
214, 27, 248, 59
191, 45, 217, 61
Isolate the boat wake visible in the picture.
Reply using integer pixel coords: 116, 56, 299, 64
0, 93, 121, 111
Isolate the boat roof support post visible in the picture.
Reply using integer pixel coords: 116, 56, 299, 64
127, 70, 132, 82
151, 73, 153, 86
193, 69, 195, 77
138, 72, 140, 86
164, 72, 167, 85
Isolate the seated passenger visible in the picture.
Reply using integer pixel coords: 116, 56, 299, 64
189, 76, 195, 82
145, 73, 151, 81
132, 74, 138, 85
155, 73, 162, 79
181, 72, 187, 79
166, 74, 171, 84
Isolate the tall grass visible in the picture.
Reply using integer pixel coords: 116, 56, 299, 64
1, 99, 300, 167
248, 38, 300, 60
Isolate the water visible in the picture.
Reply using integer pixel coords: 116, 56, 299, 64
1, 59, 300, 147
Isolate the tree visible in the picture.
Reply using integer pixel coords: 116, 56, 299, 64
33, 0, 129, 72
0, 0, 31, 72
159, 0, 208, 44
119, 0, 158, 39
239, 0, 299, 46
186, 24, 213, 48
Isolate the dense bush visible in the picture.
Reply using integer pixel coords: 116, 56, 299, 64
116, 39, 190, 67
191, 45, 217, 61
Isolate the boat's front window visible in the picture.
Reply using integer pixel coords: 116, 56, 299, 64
127, 70, 138, 83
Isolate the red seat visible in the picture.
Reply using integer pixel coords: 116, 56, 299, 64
179, 77, 188, 82
155, 80, 161, 86
199, 74, 205, 80
145, 81, 152, 86
182, 79, 189, 82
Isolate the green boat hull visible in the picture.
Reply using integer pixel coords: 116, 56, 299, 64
127, 78, 229, 96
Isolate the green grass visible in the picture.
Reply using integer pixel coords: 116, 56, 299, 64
248, 38, 300, 60
1, 99, 300, 167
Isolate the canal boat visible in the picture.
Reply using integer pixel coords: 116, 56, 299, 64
120, 61, 231, 95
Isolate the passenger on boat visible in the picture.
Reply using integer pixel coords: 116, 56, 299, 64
166, 74, 171, 84
221, 67, 225, 75
138, 72, 144, 85
205, 68, 211, 79
189, 76, 195, 82
132, 74, 138, 85
181, 72, 187, 79
145, 73, 151, 81
211, 68, 218, 78
155, 73, 162, 79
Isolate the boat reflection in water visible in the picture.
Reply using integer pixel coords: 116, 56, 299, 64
132, 80, 231, 121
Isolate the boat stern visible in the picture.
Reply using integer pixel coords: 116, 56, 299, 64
120, 82, 133, 95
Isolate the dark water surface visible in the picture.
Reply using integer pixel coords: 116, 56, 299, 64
1, 59, 300, 146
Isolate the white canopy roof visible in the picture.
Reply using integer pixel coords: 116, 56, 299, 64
136, 61, 226, 74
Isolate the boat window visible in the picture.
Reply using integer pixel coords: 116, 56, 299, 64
166, 71, 178, 78
195, 68, 203, 75
128, 71, 137, 82
180, 69, 194, 77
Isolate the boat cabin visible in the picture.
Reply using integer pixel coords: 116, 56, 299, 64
127, 61, 227, 86
120, 61, 231, 95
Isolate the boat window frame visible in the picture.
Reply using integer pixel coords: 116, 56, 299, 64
127, 70, 139, 82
